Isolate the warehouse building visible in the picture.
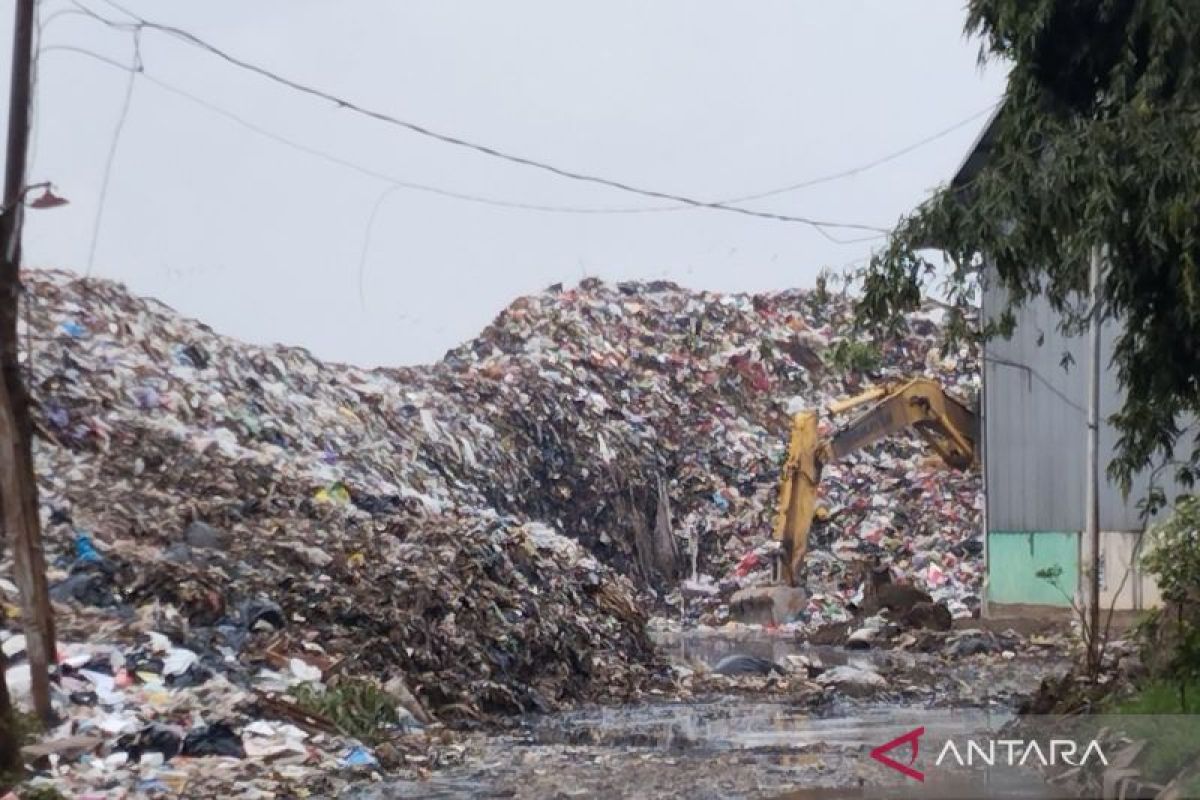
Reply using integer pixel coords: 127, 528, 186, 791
950, 113, 1173, 612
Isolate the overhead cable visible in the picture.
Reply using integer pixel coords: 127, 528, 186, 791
69, 0, 890, 242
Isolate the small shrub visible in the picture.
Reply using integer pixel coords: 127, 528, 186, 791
291, 679, 401, 744
1141, 496, 1200, 702
22, 788, 67, 800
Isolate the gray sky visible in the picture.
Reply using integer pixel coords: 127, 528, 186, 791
9, 1, 1004, 366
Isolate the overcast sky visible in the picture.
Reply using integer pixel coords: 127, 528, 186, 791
6, 1, 1005, 366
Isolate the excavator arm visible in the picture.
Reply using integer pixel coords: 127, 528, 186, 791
773, 377, 978, 585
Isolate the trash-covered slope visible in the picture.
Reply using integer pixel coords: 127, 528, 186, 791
420, 277, 982, 620
25, 270, 981, 699
25, 271, 656, 721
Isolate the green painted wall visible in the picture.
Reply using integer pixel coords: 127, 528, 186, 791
987, 531, 1078, 607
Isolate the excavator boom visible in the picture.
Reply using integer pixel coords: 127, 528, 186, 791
773, 377, 978, 585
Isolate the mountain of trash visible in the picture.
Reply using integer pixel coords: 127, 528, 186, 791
20, 269, 980, 719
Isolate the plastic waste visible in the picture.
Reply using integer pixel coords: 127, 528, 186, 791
241, 599, 286, 632
73, 534, 104, 565
116, 723, 183, 762
340, 746, 378, 768
181, 722, 245, 758
713, 654, 784, 676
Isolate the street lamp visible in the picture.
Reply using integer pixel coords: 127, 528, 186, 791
26, 183, 67, 209
2, 181, 68, 214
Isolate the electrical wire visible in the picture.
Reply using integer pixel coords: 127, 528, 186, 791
710, 104, 998, 206
35, 44, 884, 240
983, 350, 1088, 414
48, 5, 995, 231
37, 44, 890, 306
68, 0, 891, 242
42, 25, 995, 219
82, 30, 140, 277
357, 184, 406, 309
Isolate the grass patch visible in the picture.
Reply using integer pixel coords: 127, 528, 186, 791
291, 679, 401, 744
1107, 679, 1200, 714
0, 711, 47, 792
21, 788, 67, 800
1103, 680, 1200, 787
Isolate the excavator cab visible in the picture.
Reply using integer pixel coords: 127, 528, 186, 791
771, 377, 978, 587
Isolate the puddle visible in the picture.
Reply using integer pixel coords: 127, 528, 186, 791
652, 629, 909, 671
527, 697, 1010, 752
353, 632, 1069, 799
355, 699, 1062, 799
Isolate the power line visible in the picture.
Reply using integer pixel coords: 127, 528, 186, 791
34, 44, 933, 245
84, 29, 140, 276
46, 49, 727, 215
711, 104, 999, 206
69, 0, 890, 242
38, 47, 888, 312
984, 350, 1087, 414
49, 4, 995, 228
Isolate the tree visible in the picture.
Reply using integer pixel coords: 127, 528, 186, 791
857, 0, 1200, 502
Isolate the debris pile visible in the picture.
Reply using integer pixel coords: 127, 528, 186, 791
2, 623, 465, 797
25, 270, 657, 714
25, 269, 981, 628
436, 277, 982, 624
6, 269, 982, 791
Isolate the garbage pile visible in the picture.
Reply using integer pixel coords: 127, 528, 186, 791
24, 269, 981, 634
3, 268, 983, 790
22, 270, 659, 728
2, 622, 464, 797
434, 277, 981, 623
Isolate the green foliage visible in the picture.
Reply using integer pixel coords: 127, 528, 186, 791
813, 270, 831, 308
1105, 682, 1200, 789
291, 679, 401, 744
1141, 497, 1200, 705
0, 711, 45, 790
825, 337, 882, 375
1104, 681, 1200, 786
1108, 679, 1200, 714
20, 788, 67, 800
1143, 495, 1200, 604
9, 713, 42, 744
1035, 563, 1078, 606
856, 0, 1200, 501
1035, 563, 1064, 585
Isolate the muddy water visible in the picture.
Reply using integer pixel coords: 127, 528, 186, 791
356, 632, 1069, 799
655, 628, 895, 671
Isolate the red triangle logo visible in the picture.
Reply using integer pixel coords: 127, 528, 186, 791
869, 725, 925, 782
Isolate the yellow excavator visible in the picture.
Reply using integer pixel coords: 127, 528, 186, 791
772, 377, 979, 587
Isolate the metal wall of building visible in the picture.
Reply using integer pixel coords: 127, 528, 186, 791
981, 277, 1184, 533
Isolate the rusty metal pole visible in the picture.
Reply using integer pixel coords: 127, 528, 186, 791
1, 0, 57, 723
1084, 245, 1103, 676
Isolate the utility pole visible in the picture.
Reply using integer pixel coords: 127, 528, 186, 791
1084, 245, 1103, 675
1, 0, 57, 723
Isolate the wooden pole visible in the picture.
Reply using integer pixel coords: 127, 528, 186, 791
0, 0, 57, 723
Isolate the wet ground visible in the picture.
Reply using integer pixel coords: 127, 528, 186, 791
352, 631, 1072, 799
